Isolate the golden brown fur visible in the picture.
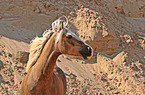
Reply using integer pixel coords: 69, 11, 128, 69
20, 18, 93, 95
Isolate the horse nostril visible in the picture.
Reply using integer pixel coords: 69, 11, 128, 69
87, 47, 92, 54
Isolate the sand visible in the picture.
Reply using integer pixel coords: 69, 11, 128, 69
0, 0, 145, 95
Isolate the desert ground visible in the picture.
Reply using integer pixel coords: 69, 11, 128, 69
0, 0, 145, 95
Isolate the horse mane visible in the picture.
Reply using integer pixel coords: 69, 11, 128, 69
26, 16, 68, 72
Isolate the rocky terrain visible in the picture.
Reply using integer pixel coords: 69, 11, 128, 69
0, 0, 145, 95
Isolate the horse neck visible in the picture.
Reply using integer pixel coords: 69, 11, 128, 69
26, 35, 62, 90
42, 50, 61, 78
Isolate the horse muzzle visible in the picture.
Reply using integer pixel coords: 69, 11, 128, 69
79, 46, 93, 60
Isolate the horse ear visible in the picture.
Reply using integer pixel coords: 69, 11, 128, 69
58, 21, 64, 31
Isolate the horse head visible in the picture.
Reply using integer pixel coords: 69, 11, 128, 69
55, 22, 93, 60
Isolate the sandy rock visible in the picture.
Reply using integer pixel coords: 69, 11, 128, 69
0, 0, 145, 95
0, 60, 4, 69
115, 7, 125, 14
112, 0, 144, 17
69, 8, 120, 61
113, 51, 128, 65
13, 51, 29, 64
0, 74, 3, 84
14, 71, 23, 86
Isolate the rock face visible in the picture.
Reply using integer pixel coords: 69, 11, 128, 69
112, 0, 145, 17
0, 0, 145, 95
69, 8, 120, 61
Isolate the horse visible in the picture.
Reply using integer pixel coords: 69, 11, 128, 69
20, 17, 93, 95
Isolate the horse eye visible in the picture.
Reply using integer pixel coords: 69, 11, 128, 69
66, 35, 72, 39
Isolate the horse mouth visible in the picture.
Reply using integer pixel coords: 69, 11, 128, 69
81, 53, 92, 60
82, 54, 88, 60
